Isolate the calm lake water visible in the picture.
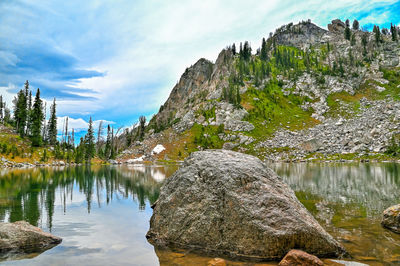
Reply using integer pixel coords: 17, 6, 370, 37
0, 163, 400, 265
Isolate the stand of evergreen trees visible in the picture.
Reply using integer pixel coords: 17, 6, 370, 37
0, 80, 124, 164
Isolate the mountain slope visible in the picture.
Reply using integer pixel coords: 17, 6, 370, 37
121, 19, 400, 162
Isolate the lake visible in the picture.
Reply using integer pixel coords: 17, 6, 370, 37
0, 163, 400, 265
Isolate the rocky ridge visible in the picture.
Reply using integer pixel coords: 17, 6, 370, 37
120, 19, 400, 163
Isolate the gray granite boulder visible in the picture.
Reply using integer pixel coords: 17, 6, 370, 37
146, 150, 346, 260
0, 221, 62, 258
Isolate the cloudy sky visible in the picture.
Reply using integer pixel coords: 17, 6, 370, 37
0, 0, 399, 133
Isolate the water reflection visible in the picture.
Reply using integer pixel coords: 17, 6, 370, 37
271, 163, 400, 265
271, 163, 400, 214
0, 165, 175, 231
1, 163, 400, 265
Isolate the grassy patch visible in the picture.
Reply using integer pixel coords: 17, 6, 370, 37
242, 82, 317, 141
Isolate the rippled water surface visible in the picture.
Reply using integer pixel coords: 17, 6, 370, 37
0, 163, 399, 265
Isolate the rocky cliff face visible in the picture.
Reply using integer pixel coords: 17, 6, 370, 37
121, 19, 400, 162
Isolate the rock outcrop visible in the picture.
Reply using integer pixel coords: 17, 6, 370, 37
146, 150, 346, 260
274, 20, 330, 49
279, 249, 324, 266
382, 204, 400, 233
0, 221, 62, 257
328, 19, 346, 33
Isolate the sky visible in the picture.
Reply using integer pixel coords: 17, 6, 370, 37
0, 0, 399, 135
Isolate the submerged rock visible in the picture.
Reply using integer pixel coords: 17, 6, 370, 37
279, 249, 323, 266
207, 258, 226, 266
0, 221, 62, 258
146, 150, 346, 260
382, 204, 400, 233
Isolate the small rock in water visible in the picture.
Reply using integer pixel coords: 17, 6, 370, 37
207, 258, 226, 266
382, 204, 400, 233
279, 249, 323, 266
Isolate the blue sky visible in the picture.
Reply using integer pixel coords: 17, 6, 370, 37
0, 0, 399, 134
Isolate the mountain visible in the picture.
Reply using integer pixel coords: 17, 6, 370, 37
120, 19, 400, 162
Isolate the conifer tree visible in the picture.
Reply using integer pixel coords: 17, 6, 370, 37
110, 127, 115, 159
4, 105, 10, 125
31, 88, 44, 146
85, 117, 95, 162
351, 33, 356, 46
260, 37, 268, 61
232, 43, 236, 55
391, 23, 398, 41
13, 89, 27, 136
139, 116, 146, 141
373, 25, 381, 44
0, 95, 3, 122
64, 116, 68, 144
47, 98, 58, 145
104, 125, 111, 159
352, 19, 359, 30
71, 129, 75, 147
26, 90, 33, 136
344, 24, 351, 40
236, 87, 241, 107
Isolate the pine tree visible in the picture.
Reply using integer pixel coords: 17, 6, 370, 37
84, 117, 95, 162
71, 129, 75, 147
391, 23, 398, 41
97, 120, 103, 153
47, 98, 58, 145
344, 24, 351, 40
236, 87, 241, 107
139, 116, 146, 141
26, 90, 32, 136
4, 104, 10, 125
232, 43, 236, 55
260, 37, 268, 61
24, 81, 29, 108
110, 127, 115, 159
104, 125, 111, 159
352, 19, 359, 30
64, 116, 68, 144
241, 41, 252, 61
0, 95, 3, 122
373, 25, 381, 44
30, 88, 44, 146
351, 33, 356, 46
13, 89, 27, 136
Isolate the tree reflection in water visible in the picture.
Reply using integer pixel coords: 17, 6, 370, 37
0, 165, 177, 231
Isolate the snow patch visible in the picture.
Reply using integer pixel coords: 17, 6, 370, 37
152, 144, 165, 154
126, 156, 144, 164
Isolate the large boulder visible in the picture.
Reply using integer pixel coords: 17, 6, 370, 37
146, 150, 346, 261
382, 204, 400, 233
0, 221, 62, 257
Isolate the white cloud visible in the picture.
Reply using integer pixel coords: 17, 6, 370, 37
56, 116, 115, 133
1, 0, 399, 128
